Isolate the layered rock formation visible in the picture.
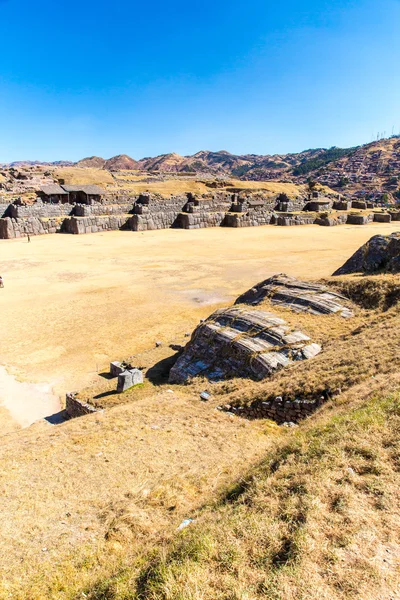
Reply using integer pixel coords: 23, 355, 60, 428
169, 307, 321, 383
333, 232, 400, 275
235, 274, 353, 317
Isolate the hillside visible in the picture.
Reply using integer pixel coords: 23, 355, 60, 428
74, 135, 400, 200
2, 136, 399, 202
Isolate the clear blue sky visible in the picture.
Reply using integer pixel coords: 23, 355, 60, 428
0, 0, 399, 162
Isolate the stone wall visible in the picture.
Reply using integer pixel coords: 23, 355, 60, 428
275, 199, 305, 212
225, 396, 324, 424
65, 393, 100, 418
224, 210, 274, 227
304, 201, 333, 212
351, 200, 367, 210
314, 214, 348, 226
8, 202, 74, 218
275, 214, 315, 226
0, 204, 10, 218
129, 211, 181, 231
333, 200, 352, 211
373, 213, 391, 223
346, 213, 373, 225
0, 216, 64, 238
74, 203, 133, 217
61, 215, 129, 234
176, 211, 226, 229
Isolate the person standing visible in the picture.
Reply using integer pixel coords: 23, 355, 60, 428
27, 234, 31, 243
0, 275, 4, 288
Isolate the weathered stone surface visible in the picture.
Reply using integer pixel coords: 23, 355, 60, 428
346, 214, 372, 225
235, 274, 353, 317
373, 213, 391, 223
65, 393, 100, 418
228, 396, 325, 424
169, 306, 321, 384
117, 368, 143, 392
110, 361, 125, 377
333, 232, 400, 275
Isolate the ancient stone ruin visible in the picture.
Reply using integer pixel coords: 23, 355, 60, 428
109, 361, 144, 392
333, 232, 400, 275
1, 186, 391, 239
235, 274, 354, 317
169, 306, 321, 384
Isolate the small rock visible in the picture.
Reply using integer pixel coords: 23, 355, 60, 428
177, 518, 194, 531
200, 391, 211, 401
282, 421, 297, 428
184, 332, 191, 337
155, 341, 162, 347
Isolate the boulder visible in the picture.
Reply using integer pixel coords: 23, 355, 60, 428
117, 368, 143, 392
110, 361, 125, 377
235, 274, 353, 317
169, 307, 321, 384
333, 232, 400, 275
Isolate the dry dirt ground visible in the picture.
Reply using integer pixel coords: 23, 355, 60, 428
1, 222, 400, 433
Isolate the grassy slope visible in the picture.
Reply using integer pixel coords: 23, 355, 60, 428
1, 277, 400, 599
133, 386, 400, 600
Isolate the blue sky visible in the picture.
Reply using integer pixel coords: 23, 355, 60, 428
0, 0, 399, 161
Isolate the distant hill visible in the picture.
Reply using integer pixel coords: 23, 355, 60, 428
2, 136, 399, 199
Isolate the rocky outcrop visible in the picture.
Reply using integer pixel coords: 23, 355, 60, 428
235, 274, 353, 317
169, 307, 321, 383
333, 232, 400, 275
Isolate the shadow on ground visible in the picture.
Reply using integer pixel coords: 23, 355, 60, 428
44, 410, 68, 425
146, 352, 181, 385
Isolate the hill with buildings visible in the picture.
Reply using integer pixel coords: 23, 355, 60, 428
3, 135, 398, 202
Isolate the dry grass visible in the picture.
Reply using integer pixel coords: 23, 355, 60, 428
0, 388, 276, 599
130, 385, 400, 600
53, 167, 115, 186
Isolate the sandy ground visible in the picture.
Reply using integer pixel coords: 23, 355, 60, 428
1, 222, 399, 432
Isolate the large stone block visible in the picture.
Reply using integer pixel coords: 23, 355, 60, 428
117, 368, 143, 392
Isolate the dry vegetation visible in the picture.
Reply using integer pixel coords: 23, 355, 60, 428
53, 167, 115, 186
52, 165, 335, 197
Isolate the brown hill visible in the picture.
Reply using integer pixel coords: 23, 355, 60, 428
75, 156, 106, 169
104, 154, 141, 171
